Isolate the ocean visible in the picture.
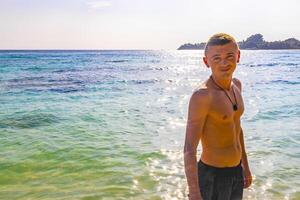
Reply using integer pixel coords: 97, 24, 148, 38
0, 50, 299, 200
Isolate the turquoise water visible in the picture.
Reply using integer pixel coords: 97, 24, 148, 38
0, 50, 299, 200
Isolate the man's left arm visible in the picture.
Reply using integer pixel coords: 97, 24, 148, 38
239, 128, 252, 188
234, 77, 252, 188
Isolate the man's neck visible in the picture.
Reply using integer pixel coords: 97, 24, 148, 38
211, 74, 232, 91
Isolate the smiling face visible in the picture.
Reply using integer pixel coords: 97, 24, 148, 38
203, 41, 240, 79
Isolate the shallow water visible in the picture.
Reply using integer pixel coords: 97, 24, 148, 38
0, 50, 299, 199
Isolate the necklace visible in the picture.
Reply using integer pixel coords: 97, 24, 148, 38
210, 76, 238, 111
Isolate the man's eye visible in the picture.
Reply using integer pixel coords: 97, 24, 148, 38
227, 55, 234, 59
213, 57, 221, 62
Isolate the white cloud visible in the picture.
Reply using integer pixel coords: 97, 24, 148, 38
86, 0, 112, 9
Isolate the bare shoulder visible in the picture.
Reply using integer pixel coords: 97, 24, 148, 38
190, 83, 211, 106
232, 77, 242, 92
187, 84, 211, 120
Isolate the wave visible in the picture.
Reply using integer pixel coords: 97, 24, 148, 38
248, 107, 300, 121
47, 87, 86, 93
285, 63, 299, 66
7, 76, 46, 83
249, 63, 279, 67
104, 60, 129, 63
129, 79, 159, 84
270, 80, 300, 85
53, 68, 82, 73
97, 79, 159, 85
0, 113, 61, 129
249, 62, 298, 67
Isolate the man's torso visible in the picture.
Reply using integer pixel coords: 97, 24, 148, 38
200, 78, 244, 167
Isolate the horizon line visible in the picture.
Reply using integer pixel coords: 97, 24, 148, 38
0, 49, 173, 51
0, 49, 299, 51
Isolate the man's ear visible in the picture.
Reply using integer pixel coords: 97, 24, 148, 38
203, 57, 209, 68
237, 50, 241, 63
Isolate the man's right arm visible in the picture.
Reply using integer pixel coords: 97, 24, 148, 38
184, 89, 210, 200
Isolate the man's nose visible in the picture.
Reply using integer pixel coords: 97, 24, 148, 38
221, 58, 228, 65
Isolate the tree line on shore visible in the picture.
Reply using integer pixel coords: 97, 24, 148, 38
177, 34, 300, 50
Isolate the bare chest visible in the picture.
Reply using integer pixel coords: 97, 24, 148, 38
209, 89, 244, 122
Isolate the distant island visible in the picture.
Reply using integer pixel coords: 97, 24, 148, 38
177, 34, 300, 50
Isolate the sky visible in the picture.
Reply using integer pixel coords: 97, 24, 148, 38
0, 0, 299, 50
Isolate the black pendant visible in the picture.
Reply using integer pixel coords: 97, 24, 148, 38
233, 104, 238, 111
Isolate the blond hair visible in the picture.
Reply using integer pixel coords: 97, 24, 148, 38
204, 33, 239, 55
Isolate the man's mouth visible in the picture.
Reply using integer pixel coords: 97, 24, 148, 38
220, 67, 231, 72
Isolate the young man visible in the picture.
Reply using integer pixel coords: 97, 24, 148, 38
184, 33, 252, 200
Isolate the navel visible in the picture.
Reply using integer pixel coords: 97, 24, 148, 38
222, 115, 228, 120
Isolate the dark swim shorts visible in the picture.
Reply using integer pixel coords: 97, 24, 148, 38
197, 159, 244, 200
